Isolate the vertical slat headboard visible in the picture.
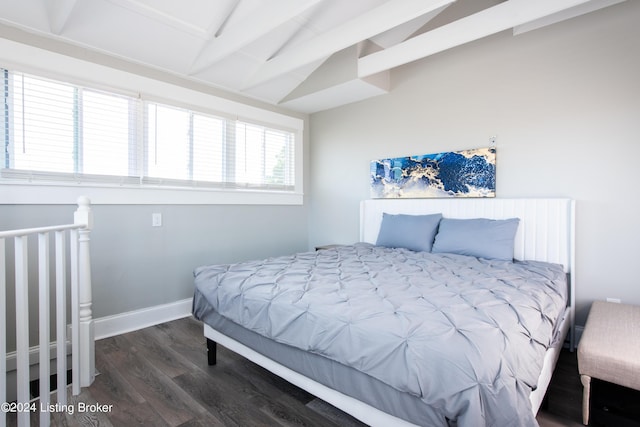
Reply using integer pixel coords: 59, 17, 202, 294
360, 198, 575, 273
360, 197, 577, 350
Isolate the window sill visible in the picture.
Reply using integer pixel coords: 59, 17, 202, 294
0, 182, 303, 205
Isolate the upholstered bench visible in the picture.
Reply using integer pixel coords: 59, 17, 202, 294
577, 301, 640, 425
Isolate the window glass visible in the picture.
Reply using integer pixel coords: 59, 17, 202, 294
82, 90, 133, 176
146, 103, 190, 180
11, 74, 75, 173
192, 114, 225, 183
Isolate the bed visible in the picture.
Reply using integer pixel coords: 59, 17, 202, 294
192, 198, 575, 427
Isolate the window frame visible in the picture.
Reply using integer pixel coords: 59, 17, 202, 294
0, 41, 304, 205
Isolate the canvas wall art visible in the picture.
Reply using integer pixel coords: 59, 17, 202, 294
370, 147, 496, 198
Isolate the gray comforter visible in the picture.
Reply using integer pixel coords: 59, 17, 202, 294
193, 243, 567, 426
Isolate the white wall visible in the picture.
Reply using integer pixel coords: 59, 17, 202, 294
309, 1, 640, 326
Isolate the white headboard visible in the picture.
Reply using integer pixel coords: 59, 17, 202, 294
361, 197, 577, 352
360, 198, 575, 274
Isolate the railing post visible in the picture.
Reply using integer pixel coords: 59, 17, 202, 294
74, 196, 94, 388
14, 235, 29, 427
1, 239, 6, 427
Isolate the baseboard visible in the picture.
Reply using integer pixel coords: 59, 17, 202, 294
94, 297, 193, 340
5, 298, 193, 369
5, 341, 72, 373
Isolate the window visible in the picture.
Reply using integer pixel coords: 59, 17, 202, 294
235, 122, 294, 188
1, 69, 296, 193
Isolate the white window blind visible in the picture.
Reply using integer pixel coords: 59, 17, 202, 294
82, 89, 136, 177
1, 69, 296, 192
11, 73, 77, 174
235, 122, 293, 188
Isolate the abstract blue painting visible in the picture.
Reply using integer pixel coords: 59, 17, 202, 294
370, 147, 496, 198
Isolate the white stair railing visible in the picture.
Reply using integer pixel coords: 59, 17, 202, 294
1, 196, 94, 427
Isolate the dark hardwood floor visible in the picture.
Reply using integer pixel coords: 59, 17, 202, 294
12, 317, 588, 426
537, 349, 583, 427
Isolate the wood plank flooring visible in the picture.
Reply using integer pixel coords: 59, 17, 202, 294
10, 316, 586, 426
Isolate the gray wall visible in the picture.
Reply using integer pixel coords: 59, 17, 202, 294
0, 203, 308, 350
308, 1, 640, 326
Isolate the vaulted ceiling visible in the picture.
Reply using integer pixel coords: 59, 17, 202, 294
0, 0, 626, 113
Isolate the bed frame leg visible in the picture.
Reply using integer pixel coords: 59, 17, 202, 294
207, 338, 217, 366
540, 394, 550, 411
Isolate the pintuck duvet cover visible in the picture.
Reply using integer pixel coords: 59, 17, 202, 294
193, 243, 568, 427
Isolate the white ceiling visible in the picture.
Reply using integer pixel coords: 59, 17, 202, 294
0, 0, 626, 113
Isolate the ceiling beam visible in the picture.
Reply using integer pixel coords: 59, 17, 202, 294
106, 0, 210, 39
278, 44, 390, 113
358, 0, 595, 78
44, 0, 78, 34
189, 0, 326, 75
200, 0, 242, 41
241, 0, 455, 90
513, 0, 627, 35
369, 8, 444, 50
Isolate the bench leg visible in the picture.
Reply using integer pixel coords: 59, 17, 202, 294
580, 374, 591, 425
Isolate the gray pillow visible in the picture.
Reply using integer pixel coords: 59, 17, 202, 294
376, 213, 442, 252
432, 217, 520, 261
